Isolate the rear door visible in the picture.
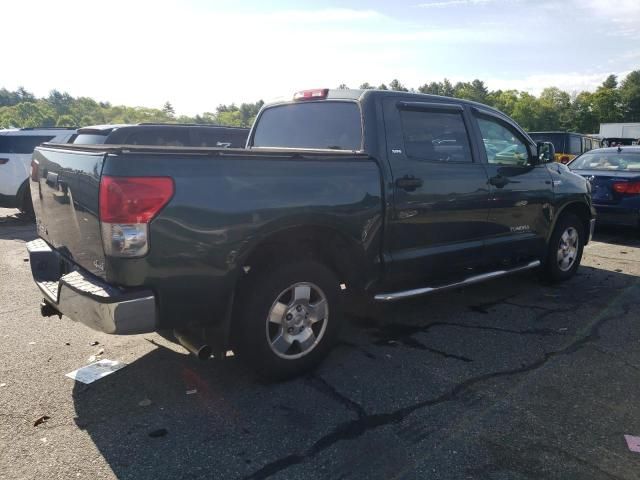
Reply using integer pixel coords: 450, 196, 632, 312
470, 108, 553, 266
382, 99, 491, 288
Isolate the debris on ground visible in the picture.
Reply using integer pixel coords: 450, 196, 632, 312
89, 341, 99, 346
66, 359, 127, 384
148, 428, 168, 438
28, 342, 36, 345
64, 342, 70, 346
33, 415, 50, 427
186, 389, 198, 395
138, 398, 152, 407
87, 348, 104, 362
0, 383, 6, 387
625, 435, 640, 453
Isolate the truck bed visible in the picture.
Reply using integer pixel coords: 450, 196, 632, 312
30, 143, 382, 335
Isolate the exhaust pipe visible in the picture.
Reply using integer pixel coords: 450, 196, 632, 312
174, 330, 212, 361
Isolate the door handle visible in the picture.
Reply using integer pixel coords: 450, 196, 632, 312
489, 175, 509, 188
396, 175, 423, 192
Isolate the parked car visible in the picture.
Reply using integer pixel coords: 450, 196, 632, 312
72, 123, 249, 148
0, 127, 76, 214
26, 88, 594, 379
569, 146, 640, 228
529, 131, 601, 164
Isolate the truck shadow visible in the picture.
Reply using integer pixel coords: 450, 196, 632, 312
71, 262, 640, 480
592, 225, 640, 248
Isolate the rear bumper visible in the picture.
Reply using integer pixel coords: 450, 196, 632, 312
593, 204, 640, 228
26, 239, 157, 334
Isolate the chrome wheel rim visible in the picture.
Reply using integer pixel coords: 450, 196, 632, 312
266, 282, 329, 360
557, 226, 579, 272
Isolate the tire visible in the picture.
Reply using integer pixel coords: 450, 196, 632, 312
542, 213, 585, 282
234, 261, 343, 381
17, 181, 34, 217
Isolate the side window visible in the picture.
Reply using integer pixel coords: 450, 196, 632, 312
0, 135, 55, 153
477, 117, 530, 166
399, 109, 472, 163
569, 135, 582, 155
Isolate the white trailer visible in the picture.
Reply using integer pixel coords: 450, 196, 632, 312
599, 123, 640, 139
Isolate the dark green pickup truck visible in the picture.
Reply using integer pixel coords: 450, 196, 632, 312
27, 88, 595, 379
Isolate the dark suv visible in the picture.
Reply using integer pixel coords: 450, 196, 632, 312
72, 123, 249, 148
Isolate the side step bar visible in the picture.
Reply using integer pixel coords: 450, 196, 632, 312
374, 260, 541, 302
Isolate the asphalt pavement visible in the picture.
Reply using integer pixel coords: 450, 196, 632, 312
2, 207, 640, 480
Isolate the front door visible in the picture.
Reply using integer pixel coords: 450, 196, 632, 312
471, 110, 554, 267
382, 99, 491, 289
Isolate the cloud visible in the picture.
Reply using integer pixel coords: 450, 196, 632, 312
417, 0, 493, 7
486, 71, 634, 96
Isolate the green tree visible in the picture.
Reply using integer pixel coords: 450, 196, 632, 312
359, 82, 375, 89
56, 114, 77, 127
162, 101, 175, 117
389, 79, 408, 92
602, 74, 618, 89
591, 84, 623, 124
620, 70, 640, 122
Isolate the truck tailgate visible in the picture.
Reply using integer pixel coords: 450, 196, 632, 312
30, 147, 107, 278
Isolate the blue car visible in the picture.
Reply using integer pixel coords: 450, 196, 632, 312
569, 146, 640, 228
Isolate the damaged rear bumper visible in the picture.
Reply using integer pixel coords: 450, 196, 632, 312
26, 239, 157, 334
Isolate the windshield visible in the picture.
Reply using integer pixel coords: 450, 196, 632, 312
252, 101, 362, 150
570, 151, 640, 171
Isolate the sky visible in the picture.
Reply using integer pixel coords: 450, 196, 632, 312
4, 0, 640, 115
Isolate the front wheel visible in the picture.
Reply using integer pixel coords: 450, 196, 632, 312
234, 261, 343, 380
542, 213, 585, 282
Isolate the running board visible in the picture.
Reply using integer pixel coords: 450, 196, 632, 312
374, 260, 541, 302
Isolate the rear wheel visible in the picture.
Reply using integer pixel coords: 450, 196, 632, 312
17, 181, 34, 217
542, 213, 585, 282
234, 261, 343, 380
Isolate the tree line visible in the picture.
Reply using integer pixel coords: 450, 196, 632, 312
346, 71, 640, 133
1, 70, 639, 133
0, 88, 264, 129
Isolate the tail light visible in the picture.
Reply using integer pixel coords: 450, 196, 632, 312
612, 181, 640, 195
99, 176, 174, 257
293, 89, 329, 101
559, 155, 570, 164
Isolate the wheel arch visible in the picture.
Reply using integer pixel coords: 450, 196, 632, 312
236, 224, 373, 295
550, 201, 593, 245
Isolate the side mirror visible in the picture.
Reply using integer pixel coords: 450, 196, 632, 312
537, 142, 555, 164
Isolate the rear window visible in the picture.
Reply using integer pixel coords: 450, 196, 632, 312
252, 101, 362, 150
195, 129, 248, 148
123, 128, 190, 146
570, 152, 640, 171
73, 133, 108, 145
0, 135, 55, 153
